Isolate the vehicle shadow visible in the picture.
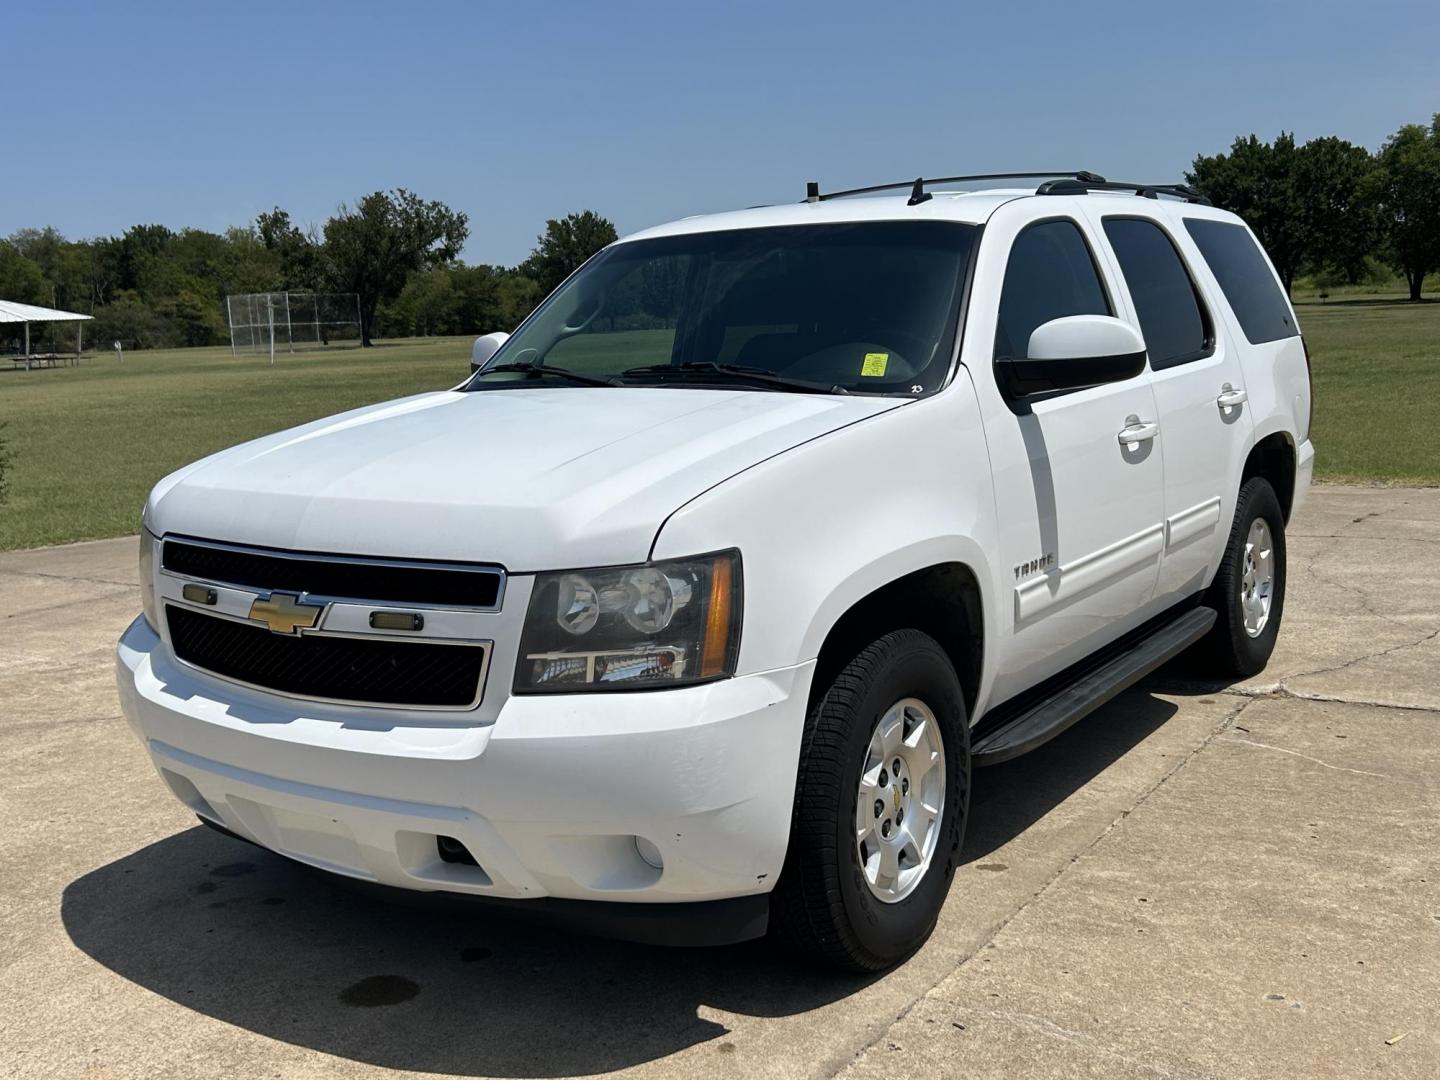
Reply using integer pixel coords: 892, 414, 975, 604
962, 686, 1179, 863
61, 685, 1186, 1077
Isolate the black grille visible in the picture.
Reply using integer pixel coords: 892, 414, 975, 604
162, 538, 502, 608
166, 605, 487, 708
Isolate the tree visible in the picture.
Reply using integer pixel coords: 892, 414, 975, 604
322, 189, 468, 345
448, 265, 505, 333
114, 225, 176, 293
0, 240, 47, 305
8, 227, 66, 306
156, 287, 228, 347
91, 291, 166, 350
523, 210, 618, 296
256, 208, 322, 291
391, 269, 457, 337
1189, 133, 1386, 293
86, 236, 125, 309
1188, 133, 1306, 292
1371, 116, 1440, 301
495, 272, 544, 330
1293, 136, 1378, 285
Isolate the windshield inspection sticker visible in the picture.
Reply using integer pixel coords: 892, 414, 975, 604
861, 352, 889, 377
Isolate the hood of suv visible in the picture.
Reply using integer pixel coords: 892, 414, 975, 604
147, 386, 903, 569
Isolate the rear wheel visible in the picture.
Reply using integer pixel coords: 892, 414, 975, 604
772, 629, 969, 971
1201, 477, 1287, 676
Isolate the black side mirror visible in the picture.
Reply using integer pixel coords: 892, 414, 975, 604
998, 315, 1146, 396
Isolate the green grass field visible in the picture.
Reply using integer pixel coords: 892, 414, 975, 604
1297, 298, 1440, 484
1, 303, 1436, 551
0, 338, 474, 550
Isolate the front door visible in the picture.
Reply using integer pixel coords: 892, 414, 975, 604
967, 208, 1167, 705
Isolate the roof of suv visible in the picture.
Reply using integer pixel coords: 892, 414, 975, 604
622, 187, 1235, 244
623, 190, 1028, 243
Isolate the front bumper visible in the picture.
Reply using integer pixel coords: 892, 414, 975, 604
117, 617, 812, 929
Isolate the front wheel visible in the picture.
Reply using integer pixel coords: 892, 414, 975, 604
1201, 476, 1287, 676
772, 629, 970, 971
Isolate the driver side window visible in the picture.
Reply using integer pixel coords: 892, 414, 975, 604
993, 220, 1111, 362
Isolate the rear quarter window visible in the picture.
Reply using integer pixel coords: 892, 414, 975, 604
1183, 219, 1298, 345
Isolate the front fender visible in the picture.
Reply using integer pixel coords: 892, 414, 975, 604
651, 386, 1000, 705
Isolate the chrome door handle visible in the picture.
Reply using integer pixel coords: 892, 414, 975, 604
1217, 383, 1248, 408
1117, 420, 1159, 444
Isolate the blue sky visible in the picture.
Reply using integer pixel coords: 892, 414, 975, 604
6, 0, 1437, 266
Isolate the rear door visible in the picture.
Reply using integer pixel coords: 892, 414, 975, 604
1084, 206, 1253, 604
1182, 213, 1311, 470
966, 204, 1166, 704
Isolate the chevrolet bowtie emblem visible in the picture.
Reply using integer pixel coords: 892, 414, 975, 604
249, 591, 323, 635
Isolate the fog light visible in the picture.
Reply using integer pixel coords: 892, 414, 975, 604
436, 835, 479, 866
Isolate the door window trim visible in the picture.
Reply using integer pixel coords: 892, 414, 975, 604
991, 215, 1120, 408
1100, 214, 1216, 371
936, 222, 987, 394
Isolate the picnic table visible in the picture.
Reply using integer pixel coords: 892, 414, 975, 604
7, 352, 83, 371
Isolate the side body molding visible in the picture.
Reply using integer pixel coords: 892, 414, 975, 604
1165, 496, 1222, 553
1014, 523, 1165, 623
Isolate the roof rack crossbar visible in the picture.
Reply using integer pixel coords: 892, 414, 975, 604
803, 171, 1105, 204
1035, 177, 1211, 205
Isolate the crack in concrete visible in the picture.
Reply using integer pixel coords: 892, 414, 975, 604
1299, 553, 1412, 631
1291, 500, 1440, 630
1224, 684, 1440, 716
837, 696, 1256, 1078
1259, 625, 1440, 692
1216, 624, 1440, 718
1217, 735, 1395, 779
0, 567, 135, 589
1289, 533, 1440, 542
4, 591, 136, 622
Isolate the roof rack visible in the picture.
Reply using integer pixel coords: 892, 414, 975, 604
1035, 177, 1211, 204
801, 172, 1212, 207
803, 172, 1106, 206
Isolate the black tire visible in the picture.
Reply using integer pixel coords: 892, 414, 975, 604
1201, 476, 1287, 677
772, 629, 970, 972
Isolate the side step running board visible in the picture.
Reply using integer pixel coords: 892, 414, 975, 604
972, 606, 1216, 767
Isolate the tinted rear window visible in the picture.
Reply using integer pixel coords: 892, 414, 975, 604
1102, 218, 1211, 370
1183, 219, 1298, 344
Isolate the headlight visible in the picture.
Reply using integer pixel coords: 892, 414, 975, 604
139, 529, 160, 631
516, 551, 741, 692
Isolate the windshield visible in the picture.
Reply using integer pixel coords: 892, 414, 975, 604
469, 221, 977, 396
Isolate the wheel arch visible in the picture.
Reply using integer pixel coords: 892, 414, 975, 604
1243, 430, 1298, 522
809, 561, 985, 721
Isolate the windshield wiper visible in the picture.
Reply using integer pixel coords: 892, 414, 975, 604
474, 363, 621, 388
620, 361, 848, 395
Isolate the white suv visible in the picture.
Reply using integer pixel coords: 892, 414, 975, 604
118, 171, 1314, 971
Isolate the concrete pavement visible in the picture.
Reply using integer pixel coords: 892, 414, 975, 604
1, 485, 1436, 1079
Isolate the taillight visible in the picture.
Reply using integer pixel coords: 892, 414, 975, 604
1301, 336, 1313, 440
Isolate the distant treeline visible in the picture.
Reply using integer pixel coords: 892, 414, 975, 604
0, 194, 616, 351
1187, 113, 1440, 301
3, 113, 1438, 353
